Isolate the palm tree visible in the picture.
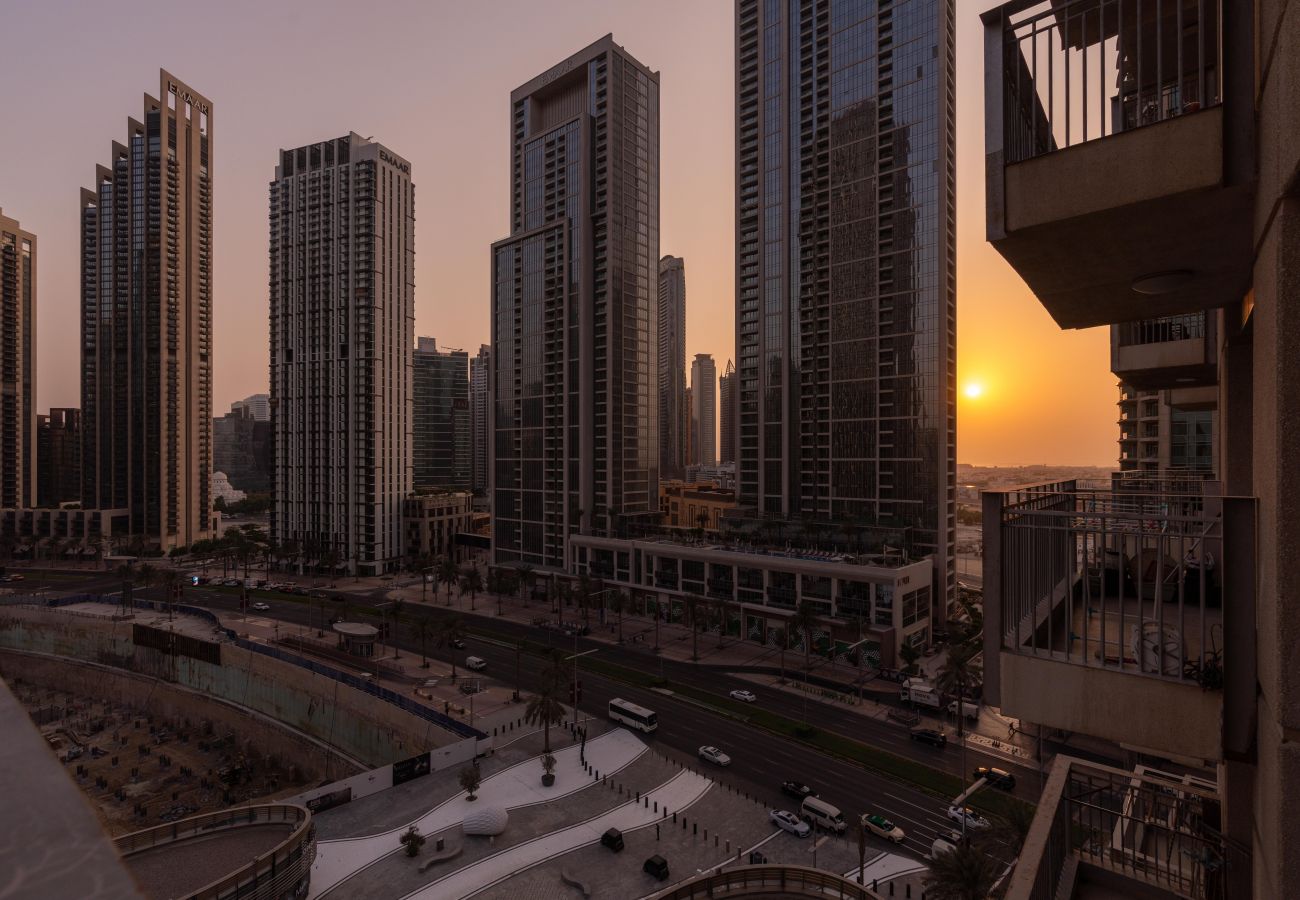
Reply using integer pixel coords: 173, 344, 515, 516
115, 561, 136, 615
922, 842, 1002, 900
159, 568, 180, 619
525, 651, 570, 756
412, 616, 433, 668
936, 644, 984, 837
553, 580, 570, 627
389, 600, 405, 659
791, 600, 821, 671
437, 557, 459, 606
136, 562, 158, 608
320, 548, 341, 584
461, 565, 483, 610
775, 625, 790, 684
437, 615, 467, 680
576, 573, 593, 627
280, 538, 300, 575
516, 563, 536, 606
613, 590, 628, 643
684, 594, 703, 661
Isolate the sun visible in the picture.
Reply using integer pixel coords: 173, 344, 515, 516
964, 382, 984, 399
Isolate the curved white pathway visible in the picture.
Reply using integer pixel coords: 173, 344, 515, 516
400, 767, 714, 900
312, 728, 648, 898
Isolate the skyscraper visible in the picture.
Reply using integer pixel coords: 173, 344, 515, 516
490, 35, 660, 569
37, 409, 80, 509
469, 344, 490, 497
232, 393, 270, 421
0, 208, 36, 511
213, 404, 271, 493
270, 133, 414, 576
79, 71, 215, 549
658, 255, 686, 480
690, 353, 717, 467
719, 359, 736, 465
735, 2, 957, 613
413, 337, 470, 491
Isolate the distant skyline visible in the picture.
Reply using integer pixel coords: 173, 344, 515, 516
0, 0, 1117, 467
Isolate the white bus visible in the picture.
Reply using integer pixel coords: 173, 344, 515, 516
608, 697, 658, 733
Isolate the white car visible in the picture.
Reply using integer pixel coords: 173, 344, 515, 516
251, 602, 270, 612
861, 813, 906, 843
769, 809, 811, 837
729, 689, 757, 703
698, 745, 732, 767
947, 805, 990, 830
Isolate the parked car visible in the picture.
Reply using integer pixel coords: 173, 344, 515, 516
643, 854, 670, 881
781, 780, 817, 800
769, 809, 812, 837
600, 828, 624, 852
947, 806, 990, 830
698, 745, 731, 767
729, 689, 757, 703
861, 813, 906, 843
251, 602, 270, 612
974, 767, 1016, 791
909, 727, 948, 748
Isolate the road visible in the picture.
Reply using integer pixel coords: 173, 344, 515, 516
109, 580, 1041, 861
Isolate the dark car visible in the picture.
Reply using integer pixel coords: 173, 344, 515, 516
910, 727, 948, 748
451, 638, 467, 650
600, 828, 624, 852
974, 766, 1016, 790
781, 780, 817, 800
643, 855, 669, 881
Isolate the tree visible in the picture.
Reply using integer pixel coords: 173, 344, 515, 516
899, 642, 922, 675
576, 573, 593, 627
461, 565, 483, 610
115, 561, 136, 615
775, 626, 790, 684
400, 826, 426, 858
437, 615, 467, 681
936, 644, 984, 839
437, 556, 459, 606
684, 595, 703, 661
412, 616, 433, 668
791, 600, 821, 671
524, 682, 567, 759
136, 563, 158, 607
612, 590, 629, 643
516, 563, 536, 606
922, 842, 1002, 900
459, 764, 482, 801
553, 580, 571, 626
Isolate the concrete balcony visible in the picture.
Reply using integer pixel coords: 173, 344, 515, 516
1008, 756, 1242, 900
1112, 313, 1217, 390
982, 481, 1256, 764
983, 0, 1253, 329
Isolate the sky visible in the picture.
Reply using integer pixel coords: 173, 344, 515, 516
0, 0, 1118, 467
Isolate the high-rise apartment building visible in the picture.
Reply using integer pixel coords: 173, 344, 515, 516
413, 337, 470, 491
469, 344, 490, 496
79, 71, 215, 549
690, 353, 716, 467
0, 208, 36, 511
980, 3, 1292, 896
658, 255, 686, 479
213, 404, 271, 493
37, 409, 81, 509
719, 359, 737, 465
735, 2, 958, 615
490, 35, 660, 569
1117, 382, 1217, 476
232, 393, 270, 421
270, 133, 414, 576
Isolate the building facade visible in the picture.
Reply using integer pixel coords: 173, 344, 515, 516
1117, 381, 1217, 475
719, 358, 736, 465
413, 337, 470, 491
213, 404, 271, 493
37, 409, 80, 508
79, 71, 215, 551
735, 1, 958, 618
658, 480, 736, 533
0, 208, 36, 511
490, 34, 660, 571
269, 133, 414, 576
690, 353, 716, 467
232, 393, 270, 421
403, 490, 473, 563
469, 343, 490, 498
657, 255, 686, 480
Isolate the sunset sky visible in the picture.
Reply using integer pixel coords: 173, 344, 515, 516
0, 0, 1118, 467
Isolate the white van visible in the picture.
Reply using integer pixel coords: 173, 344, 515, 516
466, 656, 487, 671
800, 796, 847, 834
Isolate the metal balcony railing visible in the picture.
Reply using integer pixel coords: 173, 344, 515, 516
1117, 311, 1207, 346
989, 479, 1251, 686
989, 0, 1223, 164
1008, 756, 1234, 900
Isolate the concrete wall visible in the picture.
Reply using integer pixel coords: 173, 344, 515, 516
289, 737, 481, 811
0, 607, 459, 769
999, 652, 1223, 763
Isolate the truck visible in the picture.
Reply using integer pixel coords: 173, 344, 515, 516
947, 699, 981, 720
899, 678, 942, 709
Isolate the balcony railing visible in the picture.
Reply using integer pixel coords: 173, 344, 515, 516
1008, 756, 1234, 900
991, 0, 1222, 164
989, 479, 1252, 686
1117, 311, 1206, 346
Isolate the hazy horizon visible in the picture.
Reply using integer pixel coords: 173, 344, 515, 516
0, 0, 1120, 468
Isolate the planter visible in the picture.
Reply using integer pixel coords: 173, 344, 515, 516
542, 773, 556, 787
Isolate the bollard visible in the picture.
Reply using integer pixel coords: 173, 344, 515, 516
873, 880, 878, 891
693, 823, 697, 836
673, 812, 677, 823
656, 824, 660, 841
726, 840, 730, 853
906, 887, 911, 898
654, 801, 658, 813
636, 791, 640, 802
889, 882, 894, 896
714, 834, 718, 847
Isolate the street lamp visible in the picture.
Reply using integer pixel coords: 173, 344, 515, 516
841, 636, 874, 704
565, 645, 598, 727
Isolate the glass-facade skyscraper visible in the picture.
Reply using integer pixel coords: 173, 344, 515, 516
469, 344, 490, 496
413, 337, 470, 491
735, 1, 957, 613
658, 255, 686, 480
0, 208, 36, 512
690, 353, 717, 467
79, 70, 216, 550
491, 34, 660, 570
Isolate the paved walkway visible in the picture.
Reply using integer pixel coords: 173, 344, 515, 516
311, 728, 648, 898
841, 850, 930, 886
401, 768, 714, 900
